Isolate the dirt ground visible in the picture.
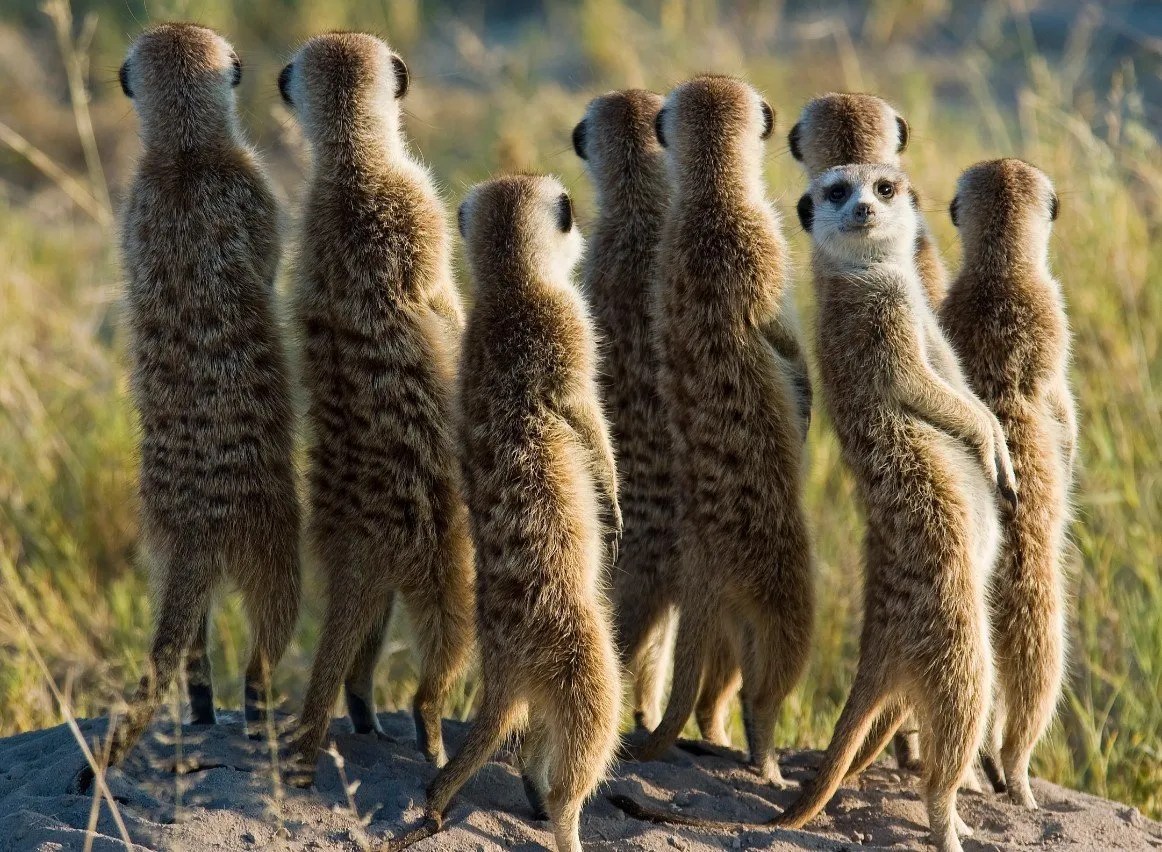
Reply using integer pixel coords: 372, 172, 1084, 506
1, 710, 1159, 851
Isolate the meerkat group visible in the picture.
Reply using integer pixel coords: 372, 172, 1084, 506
99, 21, 1075, 852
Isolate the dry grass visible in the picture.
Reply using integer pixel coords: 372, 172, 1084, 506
0, 0, 1158, 822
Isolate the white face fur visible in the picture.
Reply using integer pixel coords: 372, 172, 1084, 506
799, 164, 918, 266
459, 176, 584, 286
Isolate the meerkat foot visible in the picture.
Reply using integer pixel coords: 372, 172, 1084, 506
346, 690, 395, 741
959, 764, 985, 794
1007, 776, 1038, 809
749, 753, 792, 789
187, 682, 217, 726
980, 754, 1007, 794
521, 772, 551, 821
412, 702, 447, 767
955, 812, 973, 837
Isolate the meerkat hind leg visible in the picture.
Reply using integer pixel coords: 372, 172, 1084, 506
518, 721, 552, 821
344, 592, 396, 739
186, 612, 216, 725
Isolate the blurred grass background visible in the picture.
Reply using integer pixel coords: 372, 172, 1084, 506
0, 0, 1158, 821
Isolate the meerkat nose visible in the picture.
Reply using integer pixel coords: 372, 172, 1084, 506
853, 202, 872, 222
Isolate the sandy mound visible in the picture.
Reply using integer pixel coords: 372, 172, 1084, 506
0, 711, 1158, 851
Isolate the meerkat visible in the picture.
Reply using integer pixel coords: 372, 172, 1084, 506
572, 89, 741, 744
279, 32, 474, 784
782, 163, 1020, 851
789, 92, 948, 770
102, 23, 301, 770
940, 158, 1075, 809
386, 174, 622, 852
789, 92, 947, 310
629, 75, 814, 787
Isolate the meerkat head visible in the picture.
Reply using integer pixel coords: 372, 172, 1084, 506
950, 158, 1058, 265
572, 89, 667, 207
654, 75, 774, 188
458, 174, 583, 287
788, 93, 909, 178
798, 164, 919, 267
119, 23, 242, 150
279, 32, 410, 161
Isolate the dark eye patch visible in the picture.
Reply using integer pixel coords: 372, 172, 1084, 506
796, 194, 814, 233
557, 193, 573, 233
572, 119, 587, 160
119, 61, 133, 98
949, 196, 960, 227
895, 115, 909, 153
391, 55, 409, 99
655, 108, 667, 148
788, 122, 802, 161
1049, 193, 1059, 221
231, 54, 242, 87
760, 100, 774, 141
826, 182, 850, 204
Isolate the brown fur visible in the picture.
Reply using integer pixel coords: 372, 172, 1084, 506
790, 92, 948, 771
632, 76, 814, 787
280, 33, 474, 782
941, 158, 1075, 809
784, 164, 1016, 852
574, 89, 739, 743
789, 92, 947, 310
105, 23, 300, 768
410, 174, 620, 852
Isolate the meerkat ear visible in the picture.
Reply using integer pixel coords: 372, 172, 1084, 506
1049, 192, 1059, 221
896, 116, 909, 153
949, 196, 960, 227
278, 63, 293, 106
908, 186, 920, 209
797, 194, 814, 233
119, 61, 133, 98
788, 122, 802, 161
572, 119, 587, 160
760, 100, 774, 140
391, 55, 410, 99
230, 54, 242, 87
654, 108, 667, 148
457, 201, 467, 239
557, 193, 574, 233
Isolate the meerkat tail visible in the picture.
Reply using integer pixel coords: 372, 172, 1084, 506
773, 677, 890, 828
847, 696, 910, 779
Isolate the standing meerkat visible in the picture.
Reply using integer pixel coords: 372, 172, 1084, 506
789, 92, 947, 309
789, 92, 947, 770
941, 158, 1076, 808
632, 75, 814, 786
279, 32, 474, 783
103, 23, 300, 769
786, 164, 1016, 851
388, 174, 621, 852
572, 89, 740, 744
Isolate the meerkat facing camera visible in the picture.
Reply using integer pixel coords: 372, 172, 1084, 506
573, 89, 741, 744
941, 158, 1076, 808
632, 75, 814, 786
101, 23, 301, 771
386, 174, 621, 852
785, 164, 1016, 852
279, 32, 474, 784
789, 92, 947, 309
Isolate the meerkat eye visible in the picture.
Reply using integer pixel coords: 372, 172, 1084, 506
949, 196, 960, 227
826, 184, 849, 204
1049, 193, 1059, 221
654, 108, 667, 148
876, 181, 895, 200
760, 100, 774, 141
572, 119, 587, 160
895, 115, 909, 153
391, 55, 410, 99
119, 61, 133, 98
278, 63, 293, 106
230, 55, 242, 88
788, 122, 802, 161
556, 193, 573, 233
